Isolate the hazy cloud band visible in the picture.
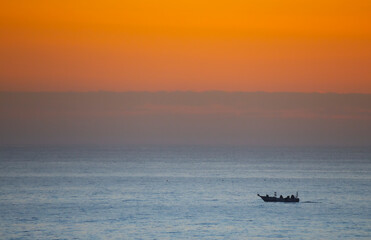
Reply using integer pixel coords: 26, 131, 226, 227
1, 92, 370, 146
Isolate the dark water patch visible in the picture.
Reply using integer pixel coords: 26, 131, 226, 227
204, 199, 218, 202
122, 199, 144, 203
196, 222, 219, 226
302, 201, 322, 204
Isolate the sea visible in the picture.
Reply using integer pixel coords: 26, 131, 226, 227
0, 145, 370, 239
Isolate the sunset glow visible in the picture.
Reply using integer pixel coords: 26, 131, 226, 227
1, 0, 370, 92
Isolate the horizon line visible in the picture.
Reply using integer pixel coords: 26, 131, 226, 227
1, 91, 371, 95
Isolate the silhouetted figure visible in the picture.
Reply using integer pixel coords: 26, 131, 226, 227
280, 195, 283, 198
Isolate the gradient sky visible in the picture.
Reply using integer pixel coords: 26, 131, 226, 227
1, 0, 370, 92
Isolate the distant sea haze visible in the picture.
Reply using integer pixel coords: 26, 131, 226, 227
0, 92, 370, 146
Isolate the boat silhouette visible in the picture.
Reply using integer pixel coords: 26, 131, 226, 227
257, 192, 299, 202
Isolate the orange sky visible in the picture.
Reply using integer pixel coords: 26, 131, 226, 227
0, 0, 370, 92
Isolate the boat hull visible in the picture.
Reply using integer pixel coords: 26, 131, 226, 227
258, 195, 299, 202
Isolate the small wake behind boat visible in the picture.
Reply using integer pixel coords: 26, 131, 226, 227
258, 192, 299, 202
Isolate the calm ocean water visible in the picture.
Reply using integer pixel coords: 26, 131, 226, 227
0, 145, 370, 239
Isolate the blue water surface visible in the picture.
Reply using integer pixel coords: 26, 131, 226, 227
0, 145, 370, 239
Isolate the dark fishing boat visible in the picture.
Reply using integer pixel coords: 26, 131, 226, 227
257, 192, 299, 202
